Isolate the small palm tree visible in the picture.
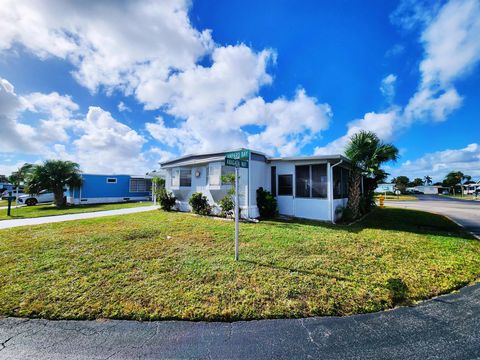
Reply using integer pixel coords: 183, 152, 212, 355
345, 131, 399, 219
424, 175, 432, 185
26, 160, 83, 208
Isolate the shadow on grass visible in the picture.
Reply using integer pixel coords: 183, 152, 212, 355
264, 207, 474, 241
241, 259, 353, 282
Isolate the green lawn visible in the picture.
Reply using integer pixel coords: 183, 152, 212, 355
0, 208, 478, 321
440, 194, 478, 201
0, 201, 152, 220
0, 200, 8, 207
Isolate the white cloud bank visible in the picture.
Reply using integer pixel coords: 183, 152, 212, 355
388, 143, 480, 181
0, 0, 332, 160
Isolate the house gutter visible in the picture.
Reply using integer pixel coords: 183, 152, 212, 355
330, 159, 343, 224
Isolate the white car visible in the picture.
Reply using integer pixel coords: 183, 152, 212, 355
17, 190, 55, 206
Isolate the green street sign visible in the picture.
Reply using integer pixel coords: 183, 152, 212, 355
225, 158, 249, 168
225, 149, 250, 160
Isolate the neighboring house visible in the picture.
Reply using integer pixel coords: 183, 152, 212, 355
413, 185, 439, 194
463, 182, 480, 195
160, 149, 351, 222
374, 183, 395, 193
67, 174, 152, 205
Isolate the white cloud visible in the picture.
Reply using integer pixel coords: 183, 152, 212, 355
314, 109, 400, 155
0, 0, 213, 93
117, 101, 131, 112
70, 107, 148, 174
380, 74, 397, 103
389, 143, 480, 181
317, 0, 480, 156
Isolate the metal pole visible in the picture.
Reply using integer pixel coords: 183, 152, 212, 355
235, 166, 239, 261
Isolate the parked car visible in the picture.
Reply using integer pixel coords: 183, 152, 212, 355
1, 189, 25, 200
17, 190, 55, 206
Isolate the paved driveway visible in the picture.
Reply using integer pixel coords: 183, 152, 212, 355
387, 195, 480, 238
0, 283, 479, 359
0, 206, 159, 229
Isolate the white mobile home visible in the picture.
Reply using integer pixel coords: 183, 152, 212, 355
160, 149, 351, 222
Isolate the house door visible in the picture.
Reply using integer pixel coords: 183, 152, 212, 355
276, 174, 294, 216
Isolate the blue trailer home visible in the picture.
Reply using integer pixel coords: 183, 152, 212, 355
67, 174, 152, 205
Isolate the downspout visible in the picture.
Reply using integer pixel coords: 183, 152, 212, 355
330, 159, 343, 224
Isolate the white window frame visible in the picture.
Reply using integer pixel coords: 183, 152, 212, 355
106, 177, 117, 184
129, 178, 147, 192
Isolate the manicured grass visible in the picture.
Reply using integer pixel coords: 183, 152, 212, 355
0, 201, 152, 220
0, 200, 8, 207
0, 208, 478, 321
375, 194, 418, 201
440, 194, 478, 201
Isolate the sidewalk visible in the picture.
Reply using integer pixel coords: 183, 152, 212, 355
0, 205, 159, 229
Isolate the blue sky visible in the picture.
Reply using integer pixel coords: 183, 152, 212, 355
0, 0, 479, 181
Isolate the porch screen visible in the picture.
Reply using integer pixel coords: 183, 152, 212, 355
208, 163, 221, 186
333, 166, 349, 199
312, 164, 327, 198
129, 178, 146, 192
278, 175, 293, 196
295, 165, 310, 198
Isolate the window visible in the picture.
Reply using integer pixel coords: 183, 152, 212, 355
106, 178, 117, 184
295, 165, 310, 198
278, 175, 293, 196
271, 166, 276, 196
171, 169, 180, 187
130, 178, 149, 192
208, 163, 221, 186
312, 164, 327, 198
180, 169, 191, 187
333, 166, 349, 199
221, 165, 235, 184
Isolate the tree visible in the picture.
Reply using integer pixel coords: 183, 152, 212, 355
0, 175, 8, 183
345, 131, 399, 219
424, 175, 432, 185
411, 178, 424, 187
393, 176, 409, 193
8, 163, 33, 187
26, 160, 82, 208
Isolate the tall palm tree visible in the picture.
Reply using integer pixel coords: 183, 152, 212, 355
8, 163, 33, 201
26, 160, 83, 208
423, 175, 432, 185
345, 131, 399, 219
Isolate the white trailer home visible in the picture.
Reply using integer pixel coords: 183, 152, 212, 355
160, 149, 351, 222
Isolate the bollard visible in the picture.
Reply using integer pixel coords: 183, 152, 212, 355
7, 191, 12, 216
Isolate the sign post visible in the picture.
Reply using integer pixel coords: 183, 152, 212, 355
225, 149, 249, 261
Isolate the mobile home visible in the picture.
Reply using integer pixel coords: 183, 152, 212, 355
160, 149, 351, 222
68, 174, 152, 205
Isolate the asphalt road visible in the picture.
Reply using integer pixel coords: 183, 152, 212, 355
386, 194, 480, 238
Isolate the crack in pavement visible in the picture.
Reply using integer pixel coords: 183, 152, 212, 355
299, 318, 321, 351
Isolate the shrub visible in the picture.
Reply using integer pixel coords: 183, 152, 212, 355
189, 192, 212, 215
256, 187, 277, 218
158, 188, 176, 211
219, 194, 234, 217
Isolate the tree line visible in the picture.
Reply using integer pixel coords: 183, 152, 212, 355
390, 172, 474, 193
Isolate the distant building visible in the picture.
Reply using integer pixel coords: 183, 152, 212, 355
67, 174, 152, 205
374, 183, 395, 193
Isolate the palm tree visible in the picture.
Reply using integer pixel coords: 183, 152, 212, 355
26, 160, 83, 208
345, 131, 399, 219
423, 175, 432, 185
8, 163, 33, 201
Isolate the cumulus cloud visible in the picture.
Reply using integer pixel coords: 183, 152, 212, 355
117, 101, 131, 112
0, 0, 333, 158
388, 143, 480, 181
317, 0, 480, 156
380, 74, 397, 103
0, 0, 212, 93
0, 78, 76, 153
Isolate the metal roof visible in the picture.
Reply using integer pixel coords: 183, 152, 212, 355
160, 149, 350, 168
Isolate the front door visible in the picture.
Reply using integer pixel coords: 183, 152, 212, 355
276, 174, 294, 216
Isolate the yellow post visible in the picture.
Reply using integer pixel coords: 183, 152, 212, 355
379, 195, 385, 208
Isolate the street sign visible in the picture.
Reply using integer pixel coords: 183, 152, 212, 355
225, 158, 249, 168
225, 149, 250, 160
